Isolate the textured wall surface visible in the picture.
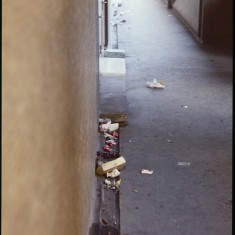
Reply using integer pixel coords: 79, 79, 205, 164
172, 0, 201, 34
2, 0, 98, 235
165, 0, 232, 46
202, 0, 232, 46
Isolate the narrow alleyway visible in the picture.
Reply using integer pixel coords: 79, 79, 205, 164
99, 0, 232, 235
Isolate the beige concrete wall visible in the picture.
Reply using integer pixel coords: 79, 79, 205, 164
2, 0, 98, 235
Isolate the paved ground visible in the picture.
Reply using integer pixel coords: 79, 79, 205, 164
99, 0, 232, 234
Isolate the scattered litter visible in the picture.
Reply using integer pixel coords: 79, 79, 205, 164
99, 113, 128, 126
111, 131, 119, 137
97, 151, 119, 158
99, 118, 111, 124
100, 217, 109, 225
104, 132, 117, 140
181, 105, 188, 108
97, 160, 104, 166
146, 79, 165, 89
103, 145, 111, 152
116, 179, 121, 188
105, 137, 116, 142
105, 139, 117, 146
104, 179, 112, 186
109, 123, 119, 131
103, 132, 113, 138
167, 139, 173, 143
133, 189, 138, 193
107, 169, 121, 178
100, 122, 119, 132
141, 169, 154, 174
177, 162, 191, 166
100, 120, 111, 131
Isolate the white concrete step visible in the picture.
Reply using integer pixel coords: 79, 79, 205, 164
99, 57, 126, 76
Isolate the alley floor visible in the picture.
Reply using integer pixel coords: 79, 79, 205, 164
99, 0, 232, 234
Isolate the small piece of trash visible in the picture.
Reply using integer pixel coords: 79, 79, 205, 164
100, 217, 109, 225
97, 160, 104, 166
141, 169, 154, 174
133, 189, 138, 193
181, 105, 188, 108
100, 122, 119, 132
104, 179, 112, 185
177, 162, 191, 166
107, 169, 120, 178
116, 179, 121, 188
167, 139, 173, 143
146, 79, 165, 89
109, 123, 119, 131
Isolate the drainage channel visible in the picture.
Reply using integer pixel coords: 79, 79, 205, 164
96, 114, 128, 235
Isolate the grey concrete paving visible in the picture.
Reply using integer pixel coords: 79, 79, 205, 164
99, 0, 232, 234
99, 75, 127, 114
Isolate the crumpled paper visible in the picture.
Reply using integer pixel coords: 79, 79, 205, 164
146, 79, 165, 89
141, 169, 154, 174
107, 169, 121, 178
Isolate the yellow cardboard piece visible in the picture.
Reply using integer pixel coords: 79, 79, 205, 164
96, 156, 126, 175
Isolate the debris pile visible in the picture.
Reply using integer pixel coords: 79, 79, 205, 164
96, 116, 127, 234
97, 117, 126, 191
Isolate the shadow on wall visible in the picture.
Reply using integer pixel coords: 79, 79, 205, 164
202, 0, 233, 48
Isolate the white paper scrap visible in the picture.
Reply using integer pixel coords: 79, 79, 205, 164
146, 79, 165, 89
141, 169, 154, 174
177, 162, 191, 166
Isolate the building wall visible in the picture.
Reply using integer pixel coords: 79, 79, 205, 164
163, 0, 232, 47
2, 0, 98, 235
172, 0, 201, 34
202, 0, 232, 47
